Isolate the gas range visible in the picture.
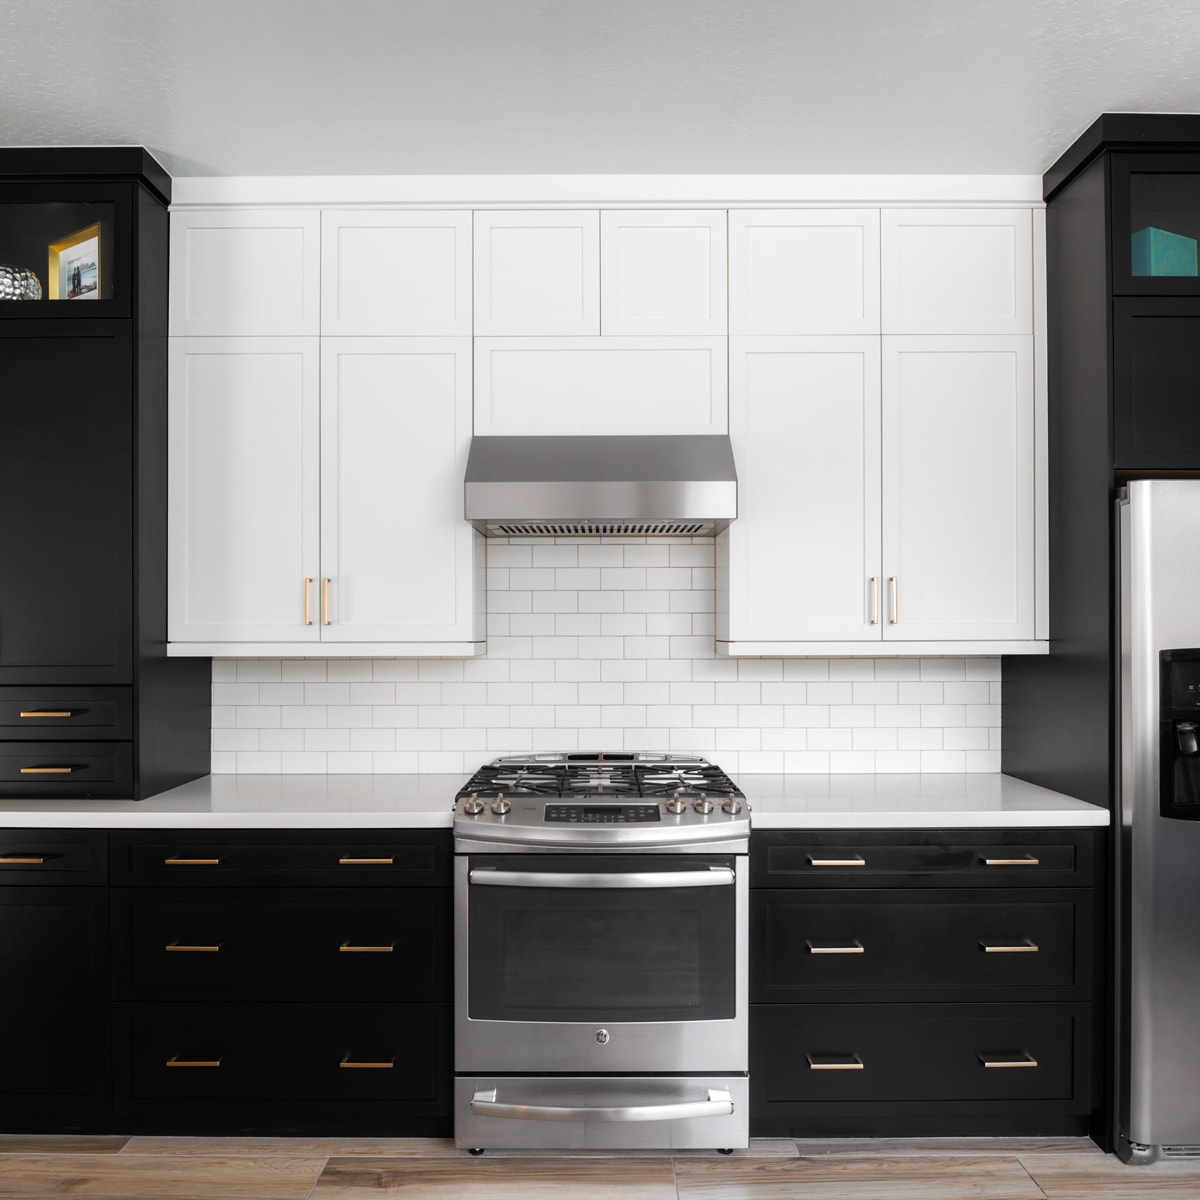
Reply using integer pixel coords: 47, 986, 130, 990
453, 753, 750, 852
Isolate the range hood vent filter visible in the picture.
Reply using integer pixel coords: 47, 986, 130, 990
488, 521, 711, 538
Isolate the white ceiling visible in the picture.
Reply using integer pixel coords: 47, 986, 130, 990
2, 0, 1199, 179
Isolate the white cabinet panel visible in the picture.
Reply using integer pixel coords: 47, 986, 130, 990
320, 338, 479, 643
321, 211, 471, 335
168, 338, 320, 642
724, 337, 882, 642
881, 336, 1035, 641
882, 209, 1033, 334
169, 210, 320, 336
474, 211, 599, 335
474, 336, 728, 435
600, 211, 727, 334
729, 210, 881, 335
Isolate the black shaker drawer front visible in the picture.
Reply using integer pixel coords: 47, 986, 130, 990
0, 742, 133, 798
752, 890, 1088, 1001
0, 831, 106, 885
750, 1003, 1089, 1112
113, 888, 451, 1001
0, 687, 133, 739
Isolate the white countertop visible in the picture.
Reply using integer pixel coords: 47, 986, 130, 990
0, 772, 1107, 829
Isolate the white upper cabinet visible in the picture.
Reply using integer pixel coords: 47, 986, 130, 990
169, 209, 321, 336
321, 211, 471, 335
881, 209, 1033, 334
881, 336, 1035, 641
168, 338, 321, 643
729, 210, 881, 335
473, 211, 600, 335
600, 211, 727, 335
320, 338, 479, 643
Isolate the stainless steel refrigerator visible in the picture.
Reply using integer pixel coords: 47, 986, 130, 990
1116, 479, 1200, 1163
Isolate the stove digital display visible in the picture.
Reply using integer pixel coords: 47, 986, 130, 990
544, 804, 662, 823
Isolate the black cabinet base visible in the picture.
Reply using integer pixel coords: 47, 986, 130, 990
751, 1114, 1093, 1139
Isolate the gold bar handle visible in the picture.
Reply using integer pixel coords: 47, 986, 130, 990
807, 1054, 864, 1071
889, 576, 898, 624
982, 856, 1041, 867
166, 1057, 223, 1068
981, 940, 1039, 953
338, 857, 394, 866
20, 766, 74, 774
339, 1055, 395, 1070
166, 942, 223, 953
807, 856, 866, 868
323, 577, 331, 626
807, 941, 864, 955
19, 711, 74, 718
979, 1053, 1038, 1069
164, 857, 223, 866
339, 943, 396, 953
304, 577, 313, 626
869, 577, 880, 625
0, 855, 47, 864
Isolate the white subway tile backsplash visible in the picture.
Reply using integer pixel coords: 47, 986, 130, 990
214, 539, 1003, 777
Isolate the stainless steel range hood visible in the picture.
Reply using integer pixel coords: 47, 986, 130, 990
464, 435, 737, 537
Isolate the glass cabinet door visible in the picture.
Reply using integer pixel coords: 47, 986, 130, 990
1112, 154, 1200, 296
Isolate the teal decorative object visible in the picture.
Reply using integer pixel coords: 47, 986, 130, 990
1131, 226, 1198, 277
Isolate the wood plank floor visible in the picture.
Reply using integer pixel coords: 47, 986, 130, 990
1, 1135, 1199, 1199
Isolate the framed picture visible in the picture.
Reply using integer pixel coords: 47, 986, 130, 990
48, 223, 102, 300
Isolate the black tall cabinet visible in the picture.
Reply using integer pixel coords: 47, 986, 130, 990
0, 148, 210, 799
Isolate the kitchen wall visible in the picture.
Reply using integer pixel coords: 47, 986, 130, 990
212, 535, 1002, 775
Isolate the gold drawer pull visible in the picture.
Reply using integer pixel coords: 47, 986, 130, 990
340, 1055, 395, 1070
339, 943, 396, 953
982, 856, 1041, 866
20, 766, 74, 774
338, 857, 394, 866
166, 942, 223, 953
979, 1053, 1038, 1069
807, 1054, 864, 1071
19, 711, 74, 718
981, 940, 1039, 953
808, 856, 866, 868
166, 1057, 223, 1068
0, 855, 47, 864
164, 857, 223, 866
807, 941, 864, 955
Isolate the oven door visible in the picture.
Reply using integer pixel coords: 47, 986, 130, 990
455, 854, 747, 1074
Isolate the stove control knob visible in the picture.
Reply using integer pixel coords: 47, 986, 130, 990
462, 793, 485, 816
490, 795, 511, 816
665, 793, 688, 815
693, 792, 714, 815
721, 796, 744, 815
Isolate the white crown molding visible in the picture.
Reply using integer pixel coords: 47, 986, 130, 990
171, 173, 1044, 208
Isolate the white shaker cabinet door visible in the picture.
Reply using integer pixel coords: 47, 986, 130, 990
881, 209, 1033, 335
319, 338, 480, 644
168, 338, 321, 642
169, 209, 321, 336
723, 337, 882, 642
729, 210, 881, 335
321, 210, 472, 335
881, 336, 1035, 641
474, 211, 600, 335
600, 210, 727, 334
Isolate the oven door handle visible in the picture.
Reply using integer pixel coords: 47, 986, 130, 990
468, 867, 735, 889
469, 1086, 735, 1123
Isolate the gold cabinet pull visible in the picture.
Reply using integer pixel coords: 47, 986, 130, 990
166, 1057, 223, 1068
339, 1055, 395, 1069
304, 577, 313, 626
807, 941, 864, 955
807, 856, 866, 868
807, 1054, 864, 1071
979, 1053, 1038, 1069
19, 711, 74, 718
339, 942, 396, 953
869, 577, 880, 625
20, 766, 74, 774
166, 942, 223, 953
323, 577, 331, 625
164, 857, 223, 866
889, 576, 899, 624
981, 856, 1041, 867
338, 856, 394, 866
981, 940, 1039, 953
0, 855, 47, 864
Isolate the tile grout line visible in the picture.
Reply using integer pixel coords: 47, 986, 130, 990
301, 1154, 330, 1200
1013, 1155, 1053, 1200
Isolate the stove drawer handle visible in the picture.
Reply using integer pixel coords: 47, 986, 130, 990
469, 867, 735, 889
469, 1086, 734, 1123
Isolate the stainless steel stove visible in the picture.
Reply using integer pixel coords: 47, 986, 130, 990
453, 753, 749, 1153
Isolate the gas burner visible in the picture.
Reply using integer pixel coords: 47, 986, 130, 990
562, 764, 639, 796
635, 763, 739, 798
459, 765, 565, 798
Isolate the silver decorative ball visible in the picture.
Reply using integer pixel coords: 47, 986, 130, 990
0, 265, 44, 301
